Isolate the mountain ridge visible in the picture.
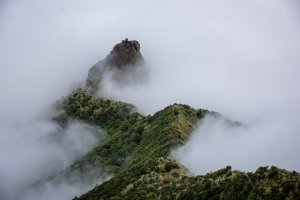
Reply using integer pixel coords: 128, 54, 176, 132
52, 40, 299, 199
57, 90, 299, 200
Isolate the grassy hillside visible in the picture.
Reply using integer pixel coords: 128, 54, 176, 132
58, 90, 299, 199
76, 161, 300, 200
62, 90, 201, 175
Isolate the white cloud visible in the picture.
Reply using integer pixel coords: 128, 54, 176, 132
0, 119, 104, 200
172, 113, 300, 174
0, 0, 300, 199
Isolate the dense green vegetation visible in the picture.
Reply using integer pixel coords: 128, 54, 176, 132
63, 90, 200, 175
76, 161, 300, 200
59, 90, 299, 199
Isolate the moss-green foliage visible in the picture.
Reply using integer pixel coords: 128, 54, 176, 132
131, 103, 198, 165
75, 157, 189, 200
64, 90, 142, 133
64, 91, 300, 200
64, 90, 147, 173
64, 90, 200, 175
76, 161, 300, 200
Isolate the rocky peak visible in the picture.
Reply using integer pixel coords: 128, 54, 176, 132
85, 38, 144, 94
105, 38, 142, 67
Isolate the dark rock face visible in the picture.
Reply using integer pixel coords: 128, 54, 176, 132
106, 39, 143, 67
85, 39, 144, 94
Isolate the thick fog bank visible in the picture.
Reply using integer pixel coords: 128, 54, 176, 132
1, 0, 300, 199
0, 119, 104, 200
172, 113, 299, 174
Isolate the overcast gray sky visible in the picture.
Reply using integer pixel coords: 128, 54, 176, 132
0, 0, 300, 199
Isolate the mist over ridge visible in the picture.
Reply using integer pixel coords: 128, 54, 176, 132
0, 0, 300, 199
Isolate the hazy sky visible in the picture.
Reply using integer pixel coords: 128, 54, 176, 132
1, 0, 300, 199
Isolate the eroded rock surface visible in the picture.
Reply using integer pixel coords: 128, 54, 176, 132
85, 39, 144, 94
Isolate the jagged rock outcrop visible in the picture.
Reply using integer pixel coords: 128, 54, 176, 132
85, 39, 144, 94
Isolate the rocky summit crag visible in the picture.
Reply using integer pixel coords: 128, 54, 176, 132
85, 38, 144, 94
53, 40, 299, 199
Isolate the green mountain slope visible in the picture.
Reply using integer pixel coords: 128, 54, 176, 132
77, 164, 300, 200
60, 90, 203, 174
56, 90, 300, 199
